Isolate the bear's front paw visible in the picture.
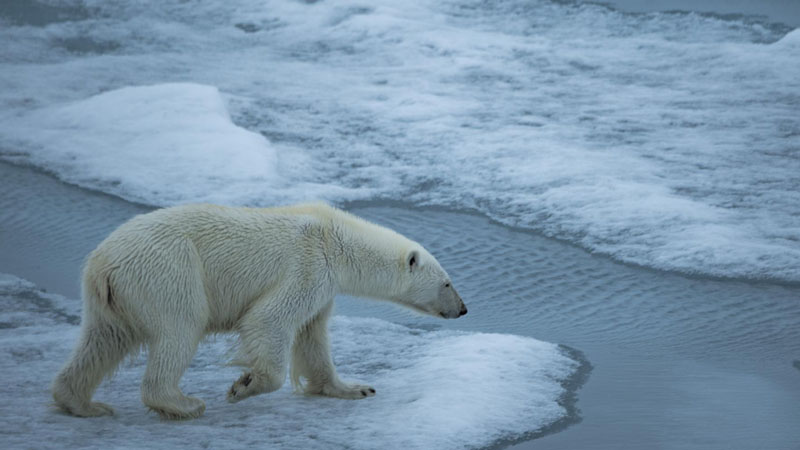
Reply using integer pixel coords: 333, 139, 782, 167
321, 381, 376, 400
227, 372, 258, 403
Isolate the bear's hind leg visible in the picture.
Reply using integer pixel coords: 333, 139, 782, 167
135, 244, 209, 420
141, 335, 205, 420
52, 317, 137, 417
291, 301, 375, 399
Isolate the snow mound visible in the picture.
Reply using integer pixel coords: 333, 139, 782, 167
0, 273, 580, 449
0, 83, 284, 205
772, 28, 800, 48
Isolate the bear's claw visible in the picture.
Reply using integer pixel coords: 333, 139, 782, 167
228, 372, 258, 403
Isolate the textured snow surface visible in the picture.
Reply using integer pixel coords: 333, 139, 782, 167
0, 0, 798, 281
0, 83, 286, 205
0, 273, 578, 449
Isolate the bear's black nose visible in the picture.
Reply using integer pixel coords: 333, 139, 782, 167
459, 305, 468, 317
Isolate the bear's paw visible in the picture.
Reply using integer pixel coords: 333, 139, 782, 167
320, 381, 376, 400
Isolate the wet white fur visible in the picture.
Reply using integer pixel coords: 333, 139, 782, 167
51, 203, 464, 419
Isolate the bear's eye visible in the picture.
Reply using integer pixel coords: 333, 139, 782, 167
444, 282, 450, 288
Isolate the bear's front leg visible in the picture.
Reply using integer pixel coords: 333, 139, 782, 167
290, 300, 376, 399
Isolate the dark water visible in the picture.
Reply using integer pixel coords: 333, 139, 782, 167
598, 0, 800, 27
342, 206, 800, 450
1, 161, 798, 449
0, 162, 149, 297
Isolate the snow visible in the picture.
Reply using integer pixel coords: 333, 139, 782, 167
0, 273, 579, 449
0, 0, 798, 281
0, 83, 288, 205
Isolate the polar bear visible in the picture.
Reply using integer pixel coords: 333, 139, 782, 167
52, 203, 466, 419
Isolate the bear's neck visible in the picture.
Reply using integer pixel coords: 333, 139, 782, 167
325, 220, 407, 301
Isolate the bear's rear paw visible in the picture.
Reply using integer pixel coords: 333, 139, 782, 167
59, 401, 115, 417
228, 372, 270, 403
321, 381, 376, 400
146, 396, 206, 420
228, 370, 284, 403
83, 402, 115, 417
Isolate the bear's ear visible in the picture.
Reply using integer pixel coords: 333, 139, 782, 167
407, 250, 419, 273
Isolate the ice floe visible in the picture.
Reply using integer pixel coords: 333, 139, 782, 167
0, 273, 580, 449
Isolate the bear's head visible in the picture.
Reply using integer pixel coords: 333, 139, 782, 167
395, 247, 467, 319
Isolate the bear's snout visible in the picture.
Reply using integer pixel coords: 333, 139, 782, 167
441, 301, 467, 319
439, 285, 467, 319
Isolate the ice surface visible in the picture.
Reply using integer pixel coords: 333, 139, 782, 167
0, 273, 579, 449
0, 0, 798, 281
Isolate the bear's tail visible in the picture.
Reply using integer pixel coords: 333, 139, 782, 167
51, 267, 136, 417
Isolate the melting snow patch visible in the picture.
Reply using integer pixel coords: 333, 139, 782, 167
0, 273, 580, 449
0, 83, 285, 205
